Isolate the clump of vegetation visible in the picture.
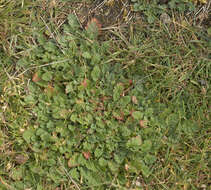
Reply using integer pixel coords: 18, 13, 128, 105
0, 0, 210, 189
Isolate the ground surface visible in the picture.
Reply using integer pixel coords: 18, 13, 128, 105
0, 0, 210, 190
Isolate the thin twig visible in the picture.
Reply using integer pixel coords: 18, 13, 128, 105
58, 158, 81, 190
40, 16, 65, 55
17, 59, 69, 77
90, 0, 107, 13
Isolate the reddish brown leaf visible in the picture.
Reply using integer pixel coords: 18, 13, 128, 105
85, 18, 102, 34
32, 72, 40, 82
83, 151, 91, 160
81, 78, 87, 88
129, 79, 133, 85
139, 120, 147, 128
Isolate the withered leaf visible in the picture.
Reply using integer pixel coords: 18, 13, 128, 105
32, 72, 40, 83
131, 96, 138, 104
83, 151, 91, 160
14, 154, 29, 164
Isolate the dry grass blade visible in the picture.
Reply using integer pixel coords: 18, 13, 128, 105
0, 176, 14, 190
58, 158, 81, 190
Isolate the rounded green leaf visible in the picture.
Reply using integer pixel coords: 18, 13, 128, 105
42, 72, 52, 81
132, 111, 143, 120
82, 51, 92, 59
91, 65, 101, 81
